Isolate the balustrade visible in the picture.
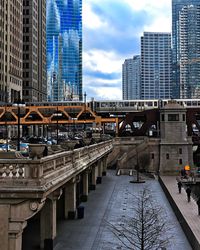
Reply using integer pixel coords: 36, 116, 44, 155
0, 141, 113, 196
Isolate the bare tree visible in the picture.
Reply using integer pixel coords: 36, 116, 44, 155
106, 188, 172, 250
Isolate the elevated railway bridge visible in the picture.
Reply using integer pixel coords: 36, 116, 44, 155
0, 98, 200, 141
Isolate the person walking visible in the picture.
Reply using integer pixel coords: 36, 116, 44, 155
186, 187, 191, 202
197, 197, 200, 215
177, 181, 182, 194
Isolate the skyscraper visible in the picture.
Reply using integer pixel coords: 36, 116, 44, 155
122, 56, 140, 100
46, 0, 82, 101
141, 32, 172, 99
0, 0, 23, 103
23, 0, 47, 102
172, 0, 200, 98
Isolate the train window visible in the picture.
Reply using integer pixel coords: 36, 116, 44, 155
187, 101, 191, 106
125, 102, 129, 107
154, 102, 157, 106
192, 101, 197, 106
198, 102, 200, 106
130, 102, 135, 107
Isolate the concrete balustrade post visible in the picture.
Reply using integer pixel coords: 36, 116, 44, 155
64, 178, 77, 219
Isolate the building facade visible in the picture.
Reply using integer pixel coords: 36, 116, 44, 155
172, 0, 200, 99
140, 32, 172, 99
46, 0, 82, 101
0, 0, 23, 103
122, 56, 140, 100
23, 0, 47, 102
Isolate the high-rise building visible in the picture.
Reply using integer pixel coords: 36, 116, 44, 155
46, 0, 82, 101
172, 0, 200, 99
23, 0, 47, 102
0, 1, 23, 103
122, 56, 140, 100
141, 32, 172, 99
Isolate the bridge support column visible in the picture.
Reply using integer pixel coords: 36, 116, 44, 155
90, 165, 97, 190
96, 161, 103, 184
40, 190, 61, 250
0, 200, 44, 250
102, 156, 107, 176
81, 171, 89, 202
64, 179, 77, 219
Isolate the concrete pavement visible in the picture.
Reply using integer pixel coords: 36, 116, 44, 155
54, 171, 192, 250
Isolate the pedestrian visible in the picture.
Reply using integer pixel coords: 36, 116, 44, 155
177, 181, 182, 194
197, 197, 200, 215
186, 187, 191, 202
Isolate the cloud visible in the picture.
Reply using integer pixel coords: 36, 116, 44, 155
83, 0, 171, 100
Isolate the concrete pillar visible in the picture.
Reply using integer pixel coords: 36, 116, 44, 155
96, 161, 103, 184
40, 198, 57, 250
102, 156, 107, 176
64, 179, 77, 219
0, 200, 44, 250
81, 171, 89, 202
0, 205, 9, 250
90, 165, 97, 190
8, 221, 26, 250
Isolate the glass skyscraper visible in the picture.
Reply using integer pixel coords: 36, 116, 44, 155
140, 32, 172, 99
46, 0, 82, 101
122, 56, 141, 100
172, 0, 200, 98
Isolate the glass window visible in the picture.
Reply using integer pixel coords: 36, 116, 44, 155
168, 114, 179, 121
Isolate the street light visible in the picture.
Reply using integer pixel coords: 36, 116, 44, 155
13, 94, 25, 151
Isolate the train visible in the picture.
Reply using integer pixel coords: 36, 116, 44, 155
2, 98, 200, 113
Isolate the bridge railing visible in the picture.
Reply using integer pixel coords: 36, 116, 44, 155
0, 140, 113, 193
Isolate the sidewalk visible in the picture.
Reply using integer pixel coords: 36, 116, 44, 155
160, 176, 200, 250
54, 171, 191, 250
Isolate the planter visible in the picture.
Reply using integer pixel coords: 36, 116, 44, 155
29, 144, 46, 159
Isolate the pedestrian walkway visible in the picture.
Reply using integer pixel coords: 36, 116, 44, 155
54, 171, 192, 250
161, 176, 200, 249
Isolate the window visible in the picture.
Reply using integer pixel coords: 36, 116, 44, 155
182, 114, 185, 121
179, 148, 182, 154
179, 159, 182, 165
161, 114, 165, 121
168, 114, 179, 121
151, 153, 154, 159
166, 153, 169, 159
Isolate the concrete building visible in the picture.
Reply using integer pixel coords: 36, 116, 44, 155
172, 0, 200, 99
23, 0, 47, 102
122, 55, 140, 100
46, 0, 82, 101
0, 0, 23, 102
140, 32, 172, 100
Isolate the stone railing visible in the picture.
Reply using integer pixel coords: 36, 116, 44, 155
0, 140, 113, 198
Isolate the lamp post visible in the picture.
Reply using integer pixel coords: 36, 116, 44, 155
13, 93, 25, 151
84, 92, 87, 132
53, 107, 62, 144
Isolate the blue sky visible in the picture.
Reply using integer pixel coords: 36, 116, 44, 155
82, 0, 171, 100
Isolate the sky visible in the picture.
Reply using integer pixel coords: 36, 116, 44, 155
82, 0, 172, 101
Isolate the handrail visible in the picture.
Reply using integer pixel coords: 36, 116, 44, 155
0, 140, 113, 197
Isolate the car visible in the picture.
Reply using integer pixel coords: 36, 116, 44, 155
19, 143, 29, 156
0, 144, 15, 152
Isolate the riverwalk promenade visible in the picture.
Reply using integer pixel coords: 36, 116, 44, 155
22, 170, 194, 250
51, 171, 191, 250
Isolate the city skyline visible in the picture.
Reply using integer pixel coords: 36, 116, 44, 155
83, 0, 171, 100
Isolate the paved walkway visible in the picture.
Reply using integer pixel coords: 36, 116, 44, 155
54, 171, 192, 250
161, 176, 200, 247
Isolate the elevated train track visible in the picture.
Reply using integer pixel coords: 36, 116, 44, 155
1, 99, 200, 139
